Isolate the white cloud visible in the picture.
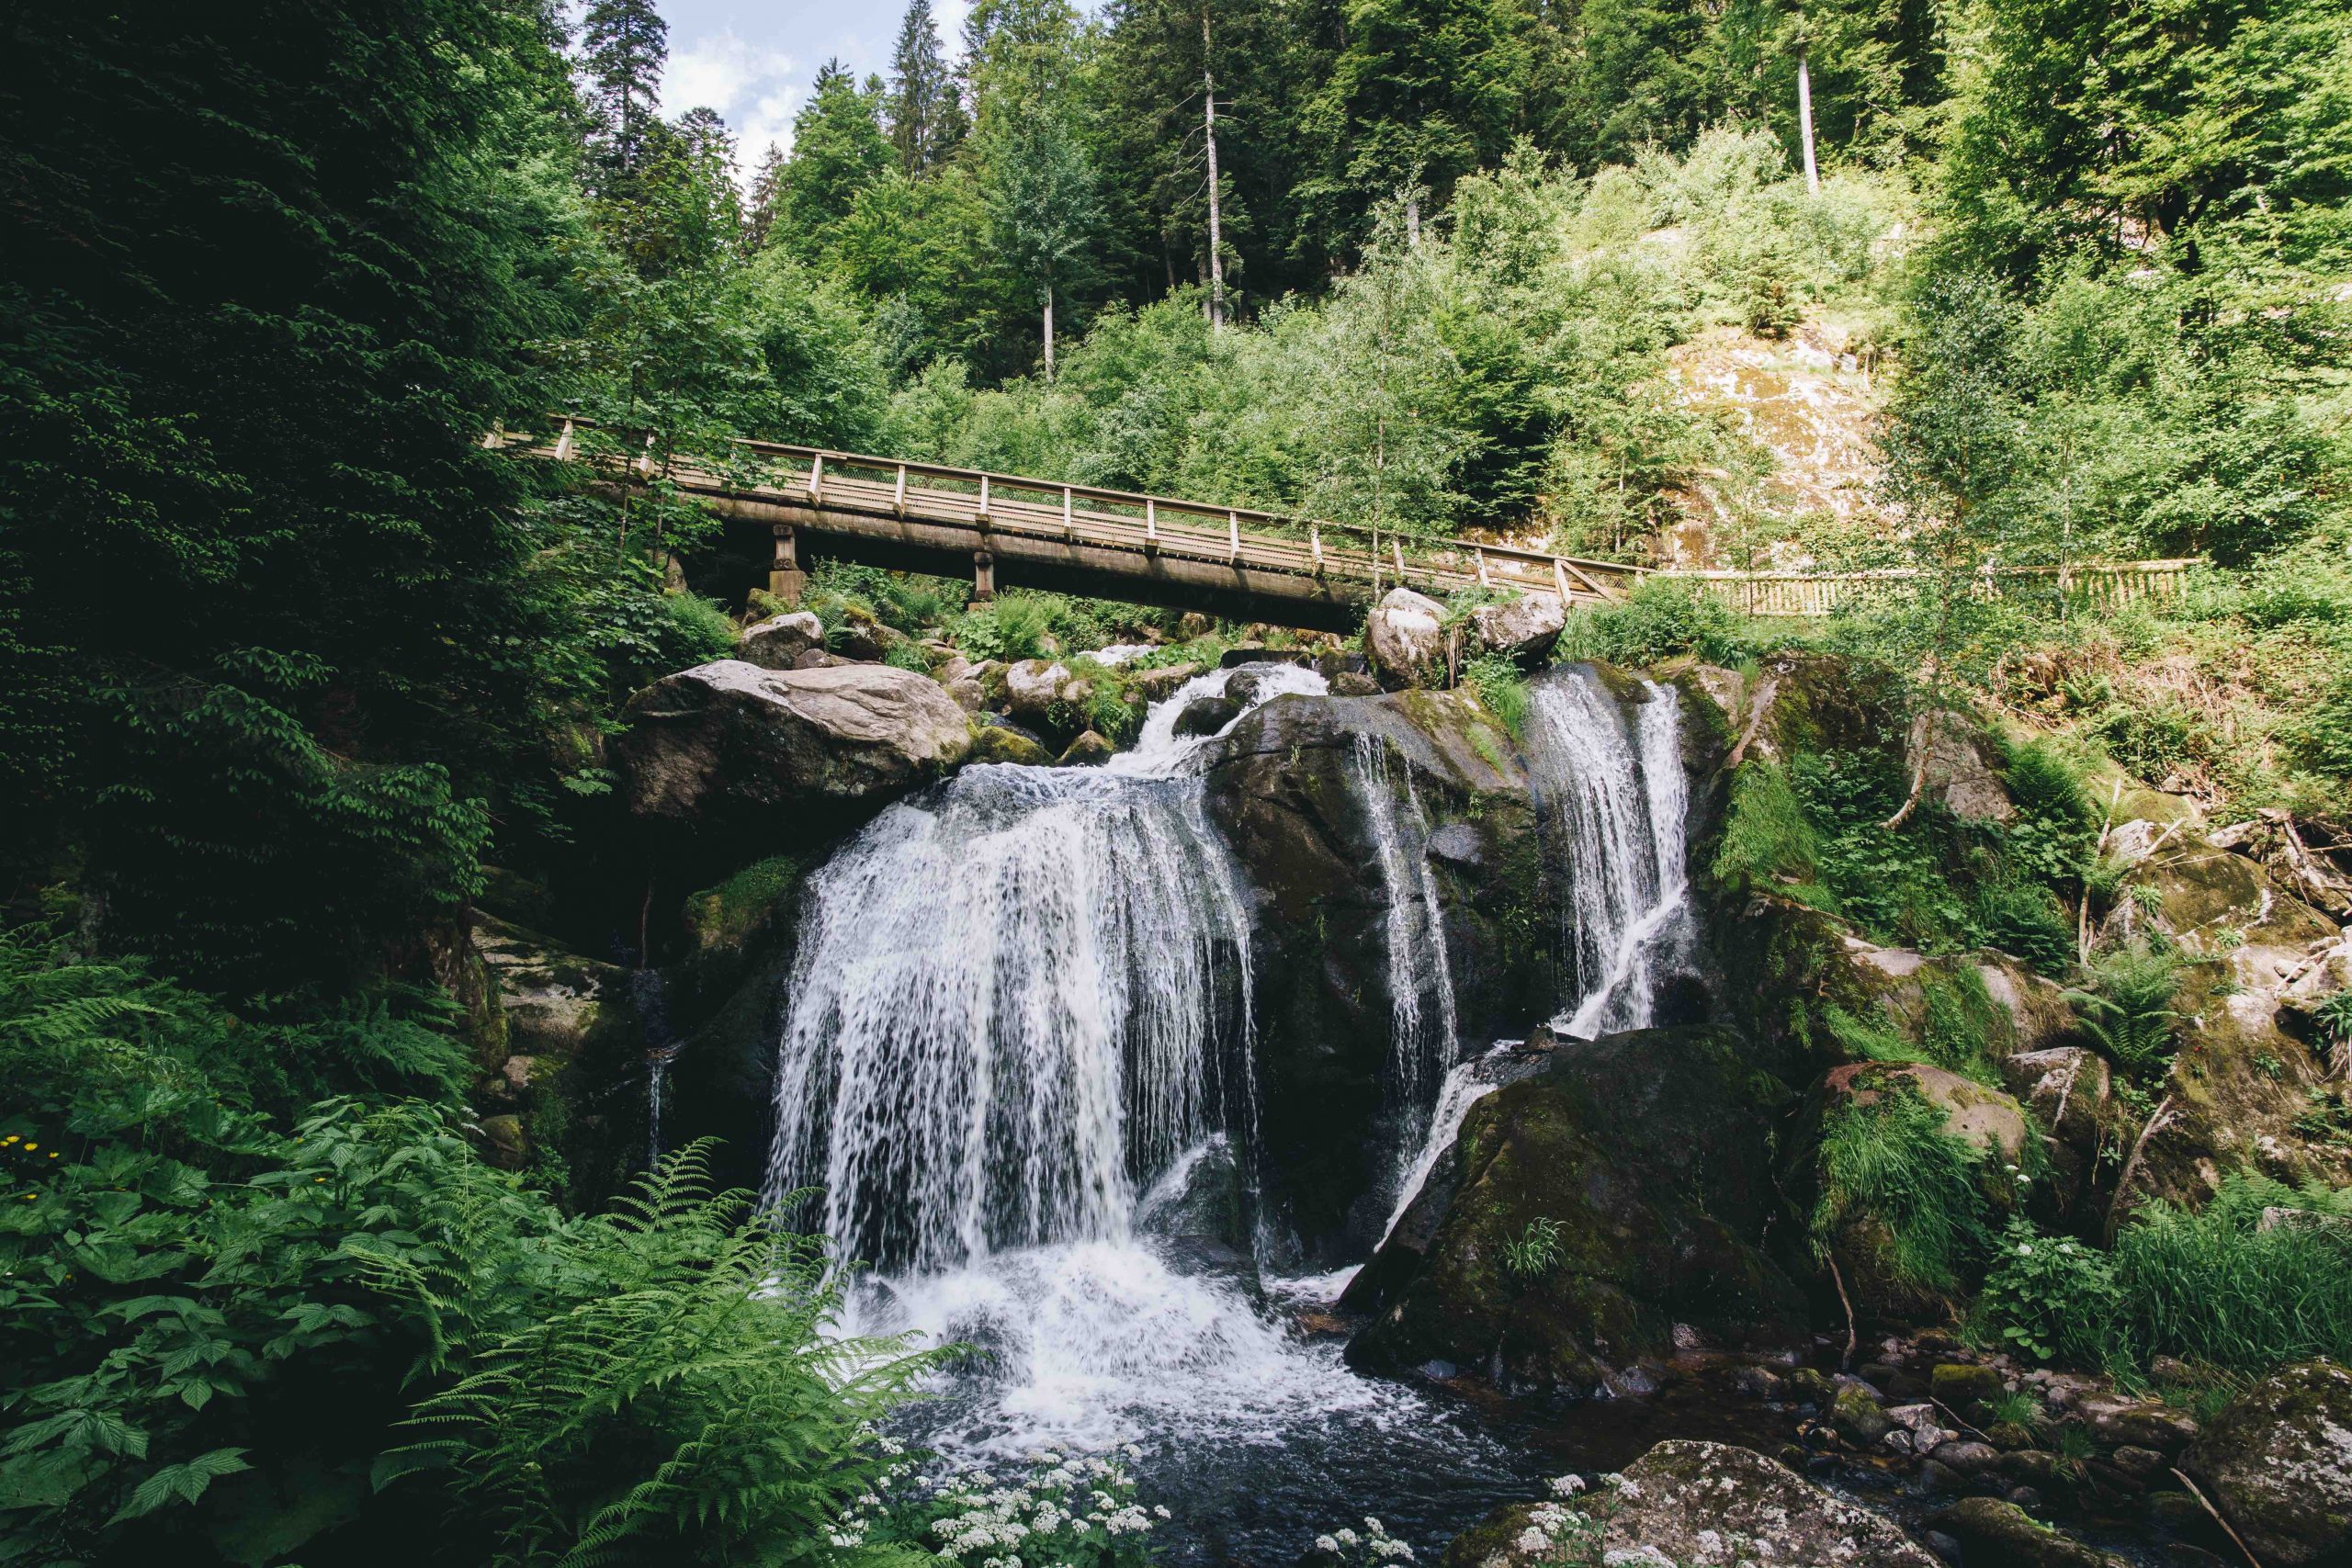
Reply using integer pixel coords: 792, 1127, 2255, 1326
661, 30, 801, 178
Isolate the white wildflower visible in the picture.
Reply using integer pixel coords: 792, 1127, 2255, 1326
1337, 1529, 1361, 1547
1517, 1529, 1551, 1553
1317, 1536, 1341, 1554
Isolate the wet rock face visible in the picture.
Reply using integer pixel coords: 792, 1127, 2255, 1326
1199, 688, 1551, 1259
1442, 1440, 1940, 1567
1341, 1028, 1804, 1394
2186, 1359, 2352, 1566
616, 660, 973, 836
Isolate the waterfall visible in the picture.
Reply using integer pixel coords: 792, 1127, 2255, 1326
1374, 670, 1696, 1236
1347, 732, 1461, 1198
763, 661, 1320, 1274
1524, 669, 1693, 1039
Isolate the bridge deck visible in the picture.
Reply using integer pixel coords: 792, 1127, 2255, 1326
499, 418, 2199, 628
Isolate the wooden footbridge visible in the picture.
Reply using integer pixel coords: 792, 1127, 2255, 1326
499, 416, 2199, 629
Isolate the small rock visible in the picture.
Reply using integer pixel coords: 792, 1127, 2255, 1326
968, 726, 1052, 765
792, 648, 849, 668
499, 1055, 537, 1089
1928, 1440, 2004, 1473
1935, 1362, 2010, 1419
2076, 1392, 2199, 1453
1329, 671, 1383, 697
1364, 587, 1446, 687
1930, 1496, 2129, 1567
1732, 1365, 1788, 1401
1783, 1366, 1835, 1406
1928, 1529, 1964, 1565
2109, 1445, 2166, 1480
1057, 730, 1114, 766
2007, 1484, 2045, 1513
1172, 694, 1241, 738
1862, 1360, 1903, 1386
1832, 1382, 1894, 1446
478, 1113, 527, 1168
1920, 1460, 1970, 1495
2150, 1354, 2196, 1383
738, 609, 825, 669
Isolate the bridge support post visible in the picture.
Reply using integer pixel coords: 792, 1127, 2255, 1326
768, 525, 807, 605
972, 549, 996, 602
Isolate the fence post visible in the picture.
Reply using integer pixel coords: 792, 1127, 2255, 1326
807, 453, 824, 502
978, 474, 989, 519
1311, 524, 1324, 574
894, 463, 907, 516
552, 417, 574, 463
1228, 510, 1241, 563
1062, 486, 1074, 541
1146, 498, 1159, 554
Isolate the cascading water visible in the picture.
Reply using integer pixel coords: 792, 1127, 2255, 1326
762, 658, 1525, 1553
1348, 732, 1462, 1201
1374, 669, 1697, 1239
1524, 669, 1694, 1039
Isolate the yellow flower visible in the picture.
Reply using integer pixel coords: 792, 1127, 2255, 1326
21, 1144, 34, 1153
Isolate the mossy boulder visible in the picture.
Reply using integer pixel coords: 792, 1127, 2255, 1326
1201, 686, 1555, 1259
2185, 1359, 2352, 1567
1928, 1497, 2131, 1568
967, 724, 1052, 765
1341, 1027, 1804, 1393
1442, 1440, 1939, 1568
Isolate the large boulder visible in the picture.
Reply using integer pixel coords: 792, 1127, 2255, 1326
1342, 1027, 1804, 1393
1200, 687, 1552, 1258
1004, 659, 1073, 726
1365, 587, 1446, 688
737, 610, 825, 670
2185, 1359, 2352, 1566
1468, 592, 1566, 666
1442, 1440, 1939, 1567
616, 660, 972, 832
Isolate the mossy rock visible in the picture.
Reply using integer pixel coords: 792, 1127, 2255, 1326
1932, 1362, 2010, 1422
1928, 1497, 2130, 1567
1342, 1026, 1804, 1393
967, 725, 1053, 765
2185, 1359, 2352, 1567
1201, 686, 1555, 1258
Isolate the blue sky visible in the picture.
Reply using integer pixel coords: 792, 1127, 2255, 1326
647, 0, 975, 171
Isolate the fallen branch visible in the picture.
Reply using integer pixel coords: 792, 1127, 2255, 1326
1724, 674, 1779, 771
1828, 1253, 1858, 1371
2106, 1094, 2178, 1243
2170, 1467, 2265, 1568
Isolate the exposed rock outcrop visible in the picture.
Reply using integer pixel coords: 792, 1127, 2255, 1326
1442, 1440, 1939, 1567
1343, 1027, 1804, 1393
1469, 592, 1566, 665
736, 609, 825, 669
616, 660, 972, 835
2185, 1359, 2352, 1566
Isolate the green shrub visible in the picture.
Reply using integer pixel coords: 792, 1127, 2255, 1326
659, 593, 741, 662
954, 594, 1056, 662
1462, 652, 1531, 739
1976, 1219, 2124, 1366
2110, 1176, 2352, 1373
2287, 672, 2352, 782
1558, 579, 1758, 668
1811, 1088, 1996, 1296
2068, 941, 2183, 1077
1502, 1216, 1566, 1279
1712, 761, 1829, 902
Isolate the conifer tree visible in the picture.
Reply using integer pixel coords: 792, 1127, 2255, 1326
778, 60, 893, 255
581, 0, 669, 195
888, 0, 967, 175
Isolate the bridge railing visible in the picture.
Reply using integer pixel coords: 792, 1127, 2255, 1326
725, 436, 1646, 604
1673, 558, 2202, 617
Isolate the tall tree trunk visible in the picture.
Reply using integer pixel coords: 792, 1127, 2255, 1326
1404, 192, 1421, 246
1203, 6, 1226, 330
1797, 50, 1821, 197
1043, 285, 1056, 381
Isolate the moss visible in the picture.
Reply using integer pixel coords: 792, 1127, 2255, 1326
683, 854, 805, 960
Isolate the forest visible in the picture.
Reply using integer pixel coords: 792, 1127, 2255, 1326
2, 0, 2350, 1563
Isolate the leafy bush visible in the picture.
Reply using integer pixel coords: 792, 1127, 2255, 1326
1811, 1088, 1996, 1296
1462, 652, 1531, 739
1711, 761, 1828, 902
2068, 942, 2183, 1077
2287, 673, 2352, 783
953, 594, 1057, 662
1976, 1220, 2124, 1365
0, 935, 929, 1565
1557, 579, 1758, 668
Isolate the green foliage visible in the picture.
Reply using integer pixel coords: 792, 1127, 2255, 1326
1812, 1089, 1996, 1296
954, 594, 1058, 662
1559, 581, 1759, 668
1712, 762, 1830, 905
0, 935, 928, 1564
2110, 1177, 2352, 1374
1462, 653, 1532, 739
2068, 942, 2184, 1077
1501, 1216, 1567, 1280
1976, 1220, 2125, 1366
379, 1148, 940, 1565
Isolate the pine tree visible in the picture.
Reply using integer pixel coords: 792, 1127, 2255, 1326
777, 61, 894, 255
888, 0, 967, 175
746, 142, 788, 250
581, 0, 669, 195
